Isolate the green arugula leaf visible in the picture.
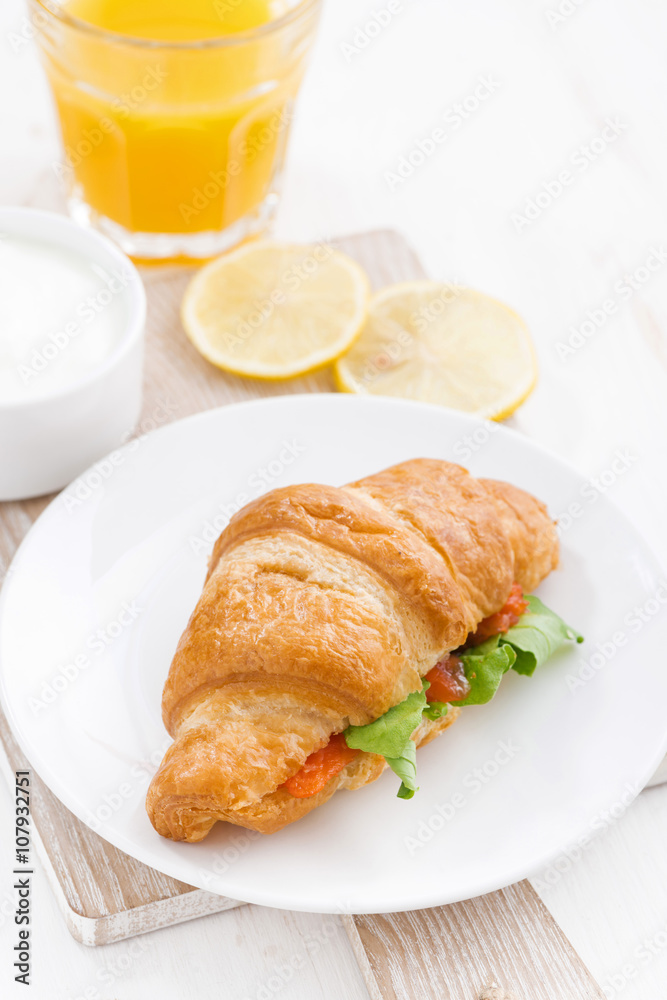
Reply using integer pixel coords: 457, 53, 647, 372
345, 683, 427, 758
344, 682, 429, 798
501, 595, 584, 676
386, 740, 418, 799
455, 595, 582, 704
456, 640, 516, 706
342, 595, 582, 799
422, 700, 448, 721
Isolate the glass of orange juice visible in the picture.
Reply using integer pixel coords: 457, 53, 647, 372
30, 0, 322, 260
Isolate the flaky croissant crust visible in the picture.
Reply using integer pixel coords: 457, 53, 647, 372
147, 459, 558, 839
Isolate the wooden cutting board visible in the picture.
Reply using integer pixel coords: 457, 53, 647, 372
0, 229, 606, 997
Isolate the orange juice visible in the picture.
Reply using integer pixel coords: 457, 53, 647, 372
32, 0, 320, 256
64, 0, 281, 40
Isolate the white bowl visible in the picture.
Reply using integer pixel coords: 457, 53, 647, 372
0, 208, 146, 501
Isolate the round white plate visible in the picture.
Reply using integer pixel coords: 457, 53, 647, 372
1, 395, 666, 914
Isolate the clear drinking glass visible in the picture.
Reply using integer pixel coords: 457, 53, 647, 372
30, 0, 322, 260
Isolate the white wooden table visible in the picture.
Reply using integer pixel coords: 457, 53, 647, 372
2, 0, 667, 997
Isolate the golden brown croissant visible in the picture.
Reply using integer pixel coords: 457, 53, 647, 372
146, 458, 558, 840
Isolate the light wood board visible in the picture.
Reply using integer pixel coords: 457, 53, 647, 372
0, 230, 603, 996
344, 882, 606, 1000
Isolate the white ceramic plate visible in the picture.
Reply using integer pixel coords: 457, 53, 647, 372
2, 395, 666, 914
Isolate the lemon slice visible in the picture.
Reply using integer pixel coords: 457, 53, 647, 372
334, 282, 538, 420
181, 242, 370, 379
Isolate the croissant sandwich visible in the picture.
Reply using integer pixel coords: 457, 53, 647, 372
146, 458, 581, 841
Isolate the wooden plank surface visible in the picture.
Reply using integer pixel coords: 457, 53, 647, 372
345, 882, 606, 1000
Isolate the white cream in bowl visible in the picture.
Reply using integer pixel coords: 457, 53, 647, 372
0, 236, 131, 403
0, 209, 146, 501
